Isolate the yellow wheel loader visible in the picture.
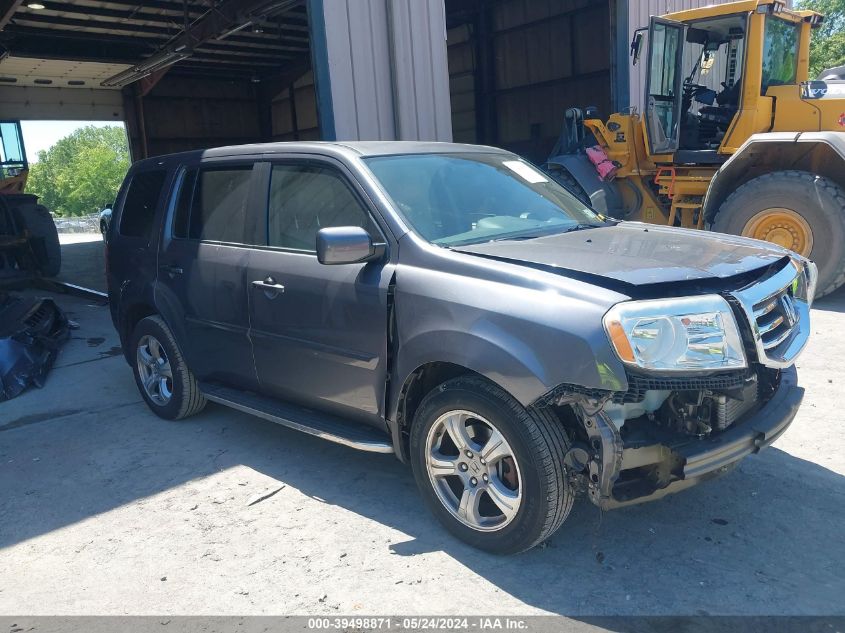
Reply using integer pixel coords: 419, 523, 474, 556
0, 120, 61, 282
545, 0, 845, 297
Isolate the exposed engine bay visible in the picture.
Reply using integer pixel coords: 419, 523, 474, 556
550, 366, 784, 509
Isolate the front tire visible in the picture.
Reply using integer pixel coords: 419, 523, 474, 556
130, 316, 206, 420
546, 165, 592, 207
712, 171, 845, 297
409, 376, 572, 554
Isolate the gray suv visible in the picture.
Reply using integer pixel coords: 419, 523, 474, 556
107, 141, 814, 554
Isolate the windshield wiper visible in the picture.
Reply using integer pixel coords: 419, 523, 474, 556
561, 223, 601, 233
491, 223, 600, 242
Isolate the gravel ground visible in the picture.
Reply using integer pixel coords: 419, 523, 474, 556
0, 284, 842, 617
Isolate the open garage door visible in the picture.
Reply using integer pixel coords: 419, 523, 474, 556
0, 0, 318, 160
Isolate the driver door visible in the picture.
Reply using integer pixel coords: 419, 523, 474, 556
645, 17, 687, 155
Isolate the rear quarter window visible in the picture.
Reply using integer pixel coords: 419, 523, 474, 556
119, 169, 167, 240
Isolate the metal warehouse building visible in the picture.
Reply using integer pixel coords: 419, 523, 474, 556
0, 0, 735, 164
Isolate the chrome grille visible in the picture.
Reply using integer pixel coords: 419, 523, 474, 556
731, 260, 810, 368
753, 289, 798, 350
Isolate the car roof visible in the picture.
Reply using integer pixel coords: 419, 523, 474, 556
130, 140, 512, 171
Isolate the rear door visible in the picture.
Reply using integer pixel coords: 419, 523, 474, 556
246, 158, 393, 426
645, 16, 687, 155
155, 159, 264, 391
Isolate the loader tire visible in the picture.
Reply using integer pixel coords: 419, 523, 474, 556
19, 203, 62, 277
712, 171, 845, 298
546, 166, 592, 207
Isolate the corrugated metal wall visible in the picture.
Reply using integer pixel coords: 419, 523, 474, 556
447, 0, 612, 163
311, 0, 452, 141
627, 0, 741, 110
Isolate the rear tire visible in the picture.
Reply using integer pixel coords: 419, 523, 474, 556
712, 171, 845, 297
130, 315, 206, 420
409, 376, 573, 554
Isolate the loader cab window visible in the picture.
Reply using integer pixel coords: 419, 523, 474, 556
762, 17, 799, 91
645, 18, 686, 154
675, 14, 748, 152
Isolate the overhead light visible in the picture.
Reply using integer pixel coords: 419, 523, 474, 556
26, 2, 45, 9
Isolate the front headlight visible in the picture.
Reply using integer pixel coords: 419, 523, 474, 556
603, 295, 747, 372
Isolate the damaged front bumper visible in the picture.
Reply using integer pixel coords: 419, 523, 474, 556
0, 293, 70, 401
572, 366, 802, 510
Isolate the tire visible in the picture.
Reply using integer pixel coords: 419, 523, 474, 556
130, 315, 206, 420
409, 376, 573, 554
712, 171, 845, 297
19, 204, 61, 277
546, 165, 592, 207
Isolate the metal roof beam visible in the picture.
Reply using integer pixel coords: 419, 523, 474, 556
0, 0, 22, 30
101, 0, 302, 87
22, 1, 310, 41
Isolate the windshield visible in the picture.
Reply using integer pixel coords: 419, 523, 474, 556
364, 153, 603, 247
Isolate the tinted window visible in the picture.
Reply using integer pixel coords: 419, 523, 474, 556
119, 169, 166, 239
189, 166, 254, 243
268, 164, 377, 251
172, 168, 196, 239
762, 17, 799, 91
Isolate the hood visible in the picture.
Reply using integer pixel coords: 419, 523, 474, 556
454, 223, 789, 287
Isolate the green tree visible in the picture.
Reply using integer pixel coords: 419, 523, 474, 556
795, 0, 845, 76
26, 125, 130, 217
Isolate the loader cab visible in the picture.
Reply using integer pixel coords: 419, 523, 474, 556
640, 1, 810, 163
643, 13, 749, 161
0, 120, 28, 194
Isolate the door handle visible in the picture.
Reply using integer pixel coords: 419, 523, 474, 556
160, 264, 183, 275
252, 277, 285, 298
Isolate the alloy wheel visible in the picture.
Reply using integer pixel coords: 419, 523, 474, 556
136, 334, 174, 406
424, 409, 522, 532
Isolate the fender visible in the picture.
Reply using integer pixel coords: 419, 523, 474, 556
545, 153, 625, 215
704, 131, 845, 222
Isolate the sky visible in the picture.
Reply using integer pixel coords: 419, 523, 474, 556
20, 120, 125, 163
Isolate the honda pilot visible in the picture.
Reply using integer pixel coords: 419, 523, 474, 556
107, 141, 814, 554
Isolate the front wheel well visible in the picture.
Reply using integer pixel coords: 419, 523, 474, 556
705, 140, 845, 223
395, 363, 485, 460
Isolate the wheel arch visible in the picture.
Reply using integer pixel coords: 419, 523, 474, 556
704, 132, 845, 224
390, 361, 487, 461
119, 301, 157, 363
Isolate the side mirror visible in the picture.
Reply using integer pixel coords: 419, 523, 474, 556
630, 31, 643, 66
316, 226, 385, 265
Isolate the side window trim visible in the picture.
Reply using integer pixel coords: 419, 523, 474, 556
164, 166, 190, 241
260, 157, 388, 256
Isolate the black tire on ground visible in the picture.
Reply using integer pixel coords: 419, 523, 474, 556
409, 376, 573, 554
19, 204, 61, 277
546, 165, 592, 207
130, 315, 206, 420
712, 171, 845, 298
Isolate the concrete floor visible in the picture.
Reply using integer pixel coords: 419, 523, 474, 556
1, 244, 843, 616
